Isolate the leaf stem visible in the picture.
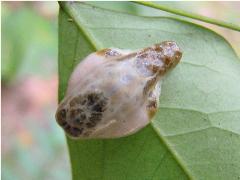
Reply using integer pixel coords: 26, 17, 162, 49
133, 1, 240, 32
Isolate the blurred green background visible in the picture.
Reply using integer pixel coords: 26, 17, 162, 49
1, 2, 239, 180
2, 2, 71, 180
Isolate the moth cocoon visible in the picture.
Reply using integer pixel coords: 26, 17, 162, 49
56, 41, 182, 139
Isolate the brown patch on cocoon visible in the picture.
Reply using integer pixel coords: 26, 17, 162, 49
146, 100, 157, 119
96, 48, 121, 57
96, 48, 111, 56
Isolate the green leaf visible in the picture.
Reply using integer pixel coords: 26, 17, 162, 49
58, 2, 240, 180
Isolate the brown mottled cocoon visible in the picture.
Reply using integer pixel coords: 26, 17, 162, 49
56, 41, 182, 139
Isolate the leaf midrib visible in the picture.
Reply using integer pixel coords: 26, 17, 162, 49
60, 2, 194, 179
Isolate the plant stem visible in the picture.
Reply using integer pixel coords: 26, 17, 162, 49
133, 1, 240, 32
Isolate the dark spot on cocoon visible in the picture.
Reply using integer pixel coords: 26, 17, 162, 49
60, 109, 66, 117
57, 109, 66, 121
71, 127, 83, 135
99, 99, 108, 108
74, 117, 84, 125
64, 124, 71, 131
81, 99, 87, 105
138, 53, 148, 59
155, 45, 163, 52
86, 122, 96, 128
56, 109, 67, 127
89, 116, 101, 123
70, 108, 83, 119
164, 57, 171, 66
87, 94, 96, 106
92, 104, 104, 112
80, 113, 86, 120
70, 99, 77, 107
59, 121, 67, 126
91, 112, 102, 118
